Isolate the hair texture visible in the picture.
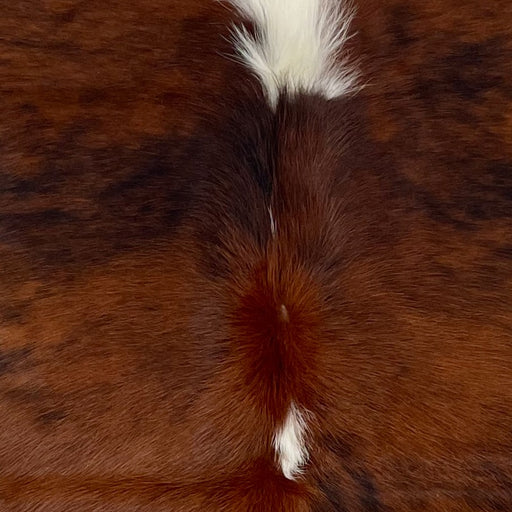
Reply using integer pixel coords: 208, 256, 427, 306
273, 402, 309, 479
227, 0, 360, 107
2, 0, 511, 510
223, 0, 361, 482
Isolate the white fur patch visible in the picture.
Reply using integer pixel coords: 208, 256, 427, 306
226, 0, 360, 107
273, 403, 309, 479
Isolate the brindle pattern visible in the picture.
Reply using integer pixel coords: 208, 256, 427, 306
0, 0, 511, 510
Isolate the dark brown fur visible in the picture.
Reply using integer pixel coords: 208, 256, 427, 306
0, 0, 511, 510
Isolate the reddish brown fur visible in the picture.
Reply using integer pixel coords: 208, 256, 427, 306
0, 0, 512, 510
